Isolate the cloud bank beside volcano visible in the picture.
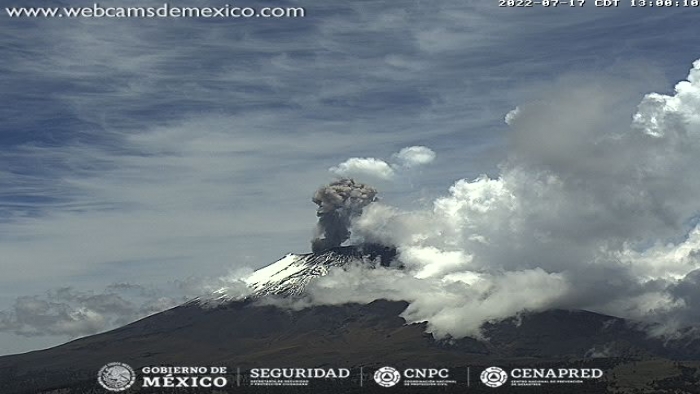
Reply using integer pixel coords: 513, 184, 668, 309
298, 60, 700, 339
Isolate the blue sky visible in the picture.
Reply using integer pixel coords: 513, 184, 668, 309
1, 0, 699, 354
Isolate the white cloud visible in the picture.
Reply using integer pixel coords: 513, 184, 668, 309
329, 157, 396, 180
504, 106, 520, 125
329, 146, 436, 182
298, 59, 700, 339
393, 146, 437, 168
0, 286, 182, 338
0, 273, 252, 338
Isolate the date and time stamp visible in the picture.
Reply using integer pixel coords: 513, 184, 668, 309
499, 0, 700, 7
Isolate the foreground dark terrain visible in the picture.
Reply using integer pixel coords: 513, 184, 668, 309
1, 298, 700, 393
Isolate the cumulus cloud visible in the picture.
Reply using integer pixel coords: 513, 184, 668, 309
330, 158, 395, 180
329, 146, 436, 181
296, 59, 700, 339
504, 106, 520, 125
393, 146, 437, 168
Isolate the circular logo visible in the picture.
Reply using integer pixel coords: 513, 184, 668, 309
480, 366, 508, 388
98, 362, 136, 392
373, 366, 401, 387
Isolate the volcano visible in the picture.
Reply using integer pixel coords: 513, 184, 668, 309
1, 245, 700, 393
219, 244, 397, 299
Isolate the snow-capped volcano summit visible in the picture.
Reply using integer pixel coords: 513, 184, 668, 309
240, 244, 396, 298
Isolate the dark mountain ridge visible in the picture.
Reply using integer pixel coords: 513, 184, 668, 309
2, 246, 700, 393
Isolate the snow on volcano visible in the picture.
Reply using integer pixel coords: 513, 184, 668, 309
206, 244, 397, 302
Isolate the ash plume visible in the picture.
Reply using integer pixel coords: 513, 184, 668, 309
311, 179, 378, 253
295, 60, 700, 340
